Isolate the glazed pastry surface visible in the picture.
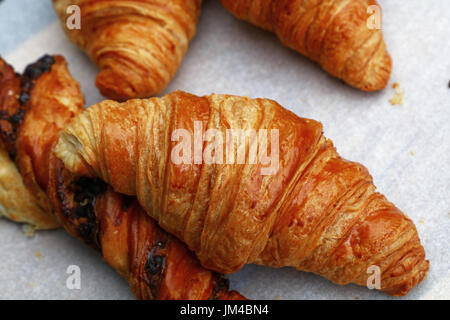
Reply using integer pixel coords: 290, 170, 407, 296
0, 55, 244, 300
221, 0, 392, 91
53, 0, 202, 100
0, 57, 61, 229
56, 91, 428, 296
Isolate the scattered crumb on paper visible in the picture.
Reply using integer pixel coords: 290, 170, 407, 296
22, 224, 36, 238
389, 83, 404, 106
35, 252, 41, 260
419, 220, 425, 224
410, 150, 415, 156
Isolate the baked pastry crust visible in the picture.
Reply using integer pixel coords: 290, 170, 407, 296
0, 55, 244, 300
0, 147, 58, 228
221, 0, 392, 91
0, 57, 59, 229
57, 91, 428, 296
52, 0, 202, 100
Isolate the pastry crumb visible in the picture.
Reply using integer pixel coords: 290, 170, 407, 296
410, 150, 415, 156
389, 83, 404, 106
354, 296, 360, 300
35, 252, 42, 260
275, 296, 281, 300
419, 220, 425, 224
22, 224, 36, 238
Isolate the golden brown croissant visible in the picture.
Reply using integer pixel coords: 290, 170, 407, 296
221, 0, 392, 91
0, 55, 244, 300
52, 0, 202, 100
57, 91, 428, 296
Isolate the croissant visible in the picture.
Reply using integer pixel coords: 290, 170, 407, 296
221, 0, 392, 91
57, 91, 428, 296
52, 0, 202, 100
0, 55, 244, 300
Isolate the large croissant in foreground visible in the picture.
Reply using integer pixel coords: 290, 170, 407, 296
52, 0, 202, 100
57, 91, 428, 296
221, 0, 392, 91
0, 55, 243, 300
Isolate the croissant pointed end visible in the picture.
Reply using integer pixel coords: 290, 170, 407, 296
96, 67, 157, 101
96, 68, 136, 101
55, 125, 94, 178
378, 230, 429, 296
383, 258, 429, 296
359, 49, 392, 92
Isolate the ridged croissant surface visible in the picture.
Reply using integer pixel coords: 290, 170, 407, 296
0, 55, 244, 300
57, 91, 428, 296
52, 0, 202, 100
221, 0, 392, 91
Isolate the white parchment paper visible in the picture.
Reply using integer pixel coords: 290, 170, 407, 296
0, 0, 449, 300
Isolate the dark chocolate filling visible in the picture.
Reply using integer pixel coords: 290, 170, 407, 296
23, 54, 55, 82
121, 195, 135, 211
211, 276, 231, 300
0, 54, 55, 159
57, 172, 107, 251
144, 229, 169, 298
70, 177, 106, 248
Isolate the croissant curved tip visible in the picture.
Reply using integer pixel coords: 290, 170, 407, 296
358, 49, 392, 92
55, 126, 94, 178
383, 259, 429, 296
96, 68, 132, 101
